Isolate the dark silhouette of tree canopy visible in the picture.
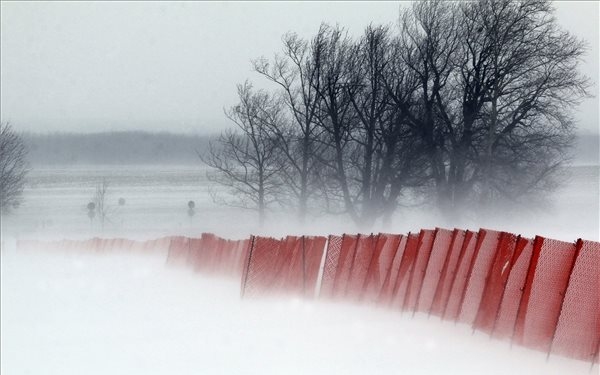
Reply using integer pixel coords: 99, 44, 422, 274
205, 0, 590, 227
0, 123, 29, 214
407, 0, 591, 215
252, 29, 327, 223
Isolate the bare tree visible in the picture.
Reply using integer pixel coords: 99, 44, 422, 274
346, 24, 429, 227
0, 122, 29, 214
252, 29, 327, 223
396, 0, 589, 216
345, 25, 392, 225
465, 0, 589, 209
221, 0, 590, 225
396, 1, 463, 215
306, 6, 439, 226
307, 24, 364, 223
202, 82, 284, 226
309, 24, 429, 227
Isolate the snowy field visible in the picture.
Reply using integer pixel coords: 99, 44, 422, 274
1, 248, 596, 375
1, 164, 598, 374
2, 164, 599, 241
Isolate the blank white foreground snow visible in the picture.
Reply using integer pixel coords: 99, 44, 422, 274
1, 248, 595, 375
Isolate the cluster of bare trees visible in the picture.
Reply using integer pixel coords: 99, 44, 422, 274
0, 122, 28, 215
205, 0, 589, 228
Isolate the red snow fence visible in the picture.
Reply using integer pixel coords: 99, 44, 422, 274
238, 229, 598, 364
167, 233, 250, 279
15, 229, 599, 364
15, 237, 172, 254
240, 235, 327, 298
550, 239, 600, 362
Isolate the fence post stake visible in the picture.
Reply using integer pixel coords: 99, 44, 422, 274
240, 235, 256, 299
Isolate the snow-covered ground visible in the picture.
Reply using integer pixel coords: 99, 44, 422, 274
1, 164, 598, 374
1, 247, 596, 375
2, 164, 599, 241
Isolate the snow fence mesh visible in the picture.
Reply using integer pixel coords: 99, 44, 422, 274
443, 230, 479, 321
404, 229, 436, 313
458, 229, 502, 325
364, 234, 403, 304
377, 234, 408, 306
550, 239, 600, 362
240, 235, 327, 298
430, 229, 466, 317
345, 234, 379, 301
240, 236, 282, 298
319, 235, 344, 299
417, 228, 455, 314
15, 229, 599, 364
390, 233, 420, 310
474, 232, 519, 334
513, 237, 578, 352
492, 237, 534, 340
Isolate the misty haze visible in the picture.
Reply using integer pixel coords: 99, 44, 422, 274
1, 1, 598, 375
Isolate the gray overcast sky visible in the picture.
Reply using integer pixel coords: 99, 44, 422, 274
1, 1, 598, 134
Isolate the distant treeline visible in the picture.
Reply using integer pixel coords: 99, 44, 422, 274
19, 129, 597, 166
22, 131, 216, 166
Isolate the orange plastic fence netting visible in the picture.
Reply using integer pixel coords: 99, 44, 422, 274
550, 239, 600, 362
12, 229, 600, 364
430, 229, 466, 317
240, 236, 282, 298
492, 237, 534, 340
319, 235, 344, 299
329, 234, 360, 300
404, 229, 436, 312
240, 235, 327, 298
303, 236, 328, 298
458, 229, 502, 325
417, 228, 454, 314
363, 234, 403, 304
443, 230, 479, 321
474, 232, 519, 334
344, 234, 379, 301
513, 237, 578, 352
173, 233, 250, 279
16, 237, 170, 254
390, 233, 420, 310
377, 234, 408, 306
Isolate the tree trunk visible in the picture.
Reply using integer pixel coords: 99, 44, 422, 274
258, 171, 265, 227
298, 130, 311, 224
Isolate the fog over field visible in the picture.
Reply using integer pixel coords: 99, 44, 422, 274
1, 1, 599, 374
1, 163, 598, 243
